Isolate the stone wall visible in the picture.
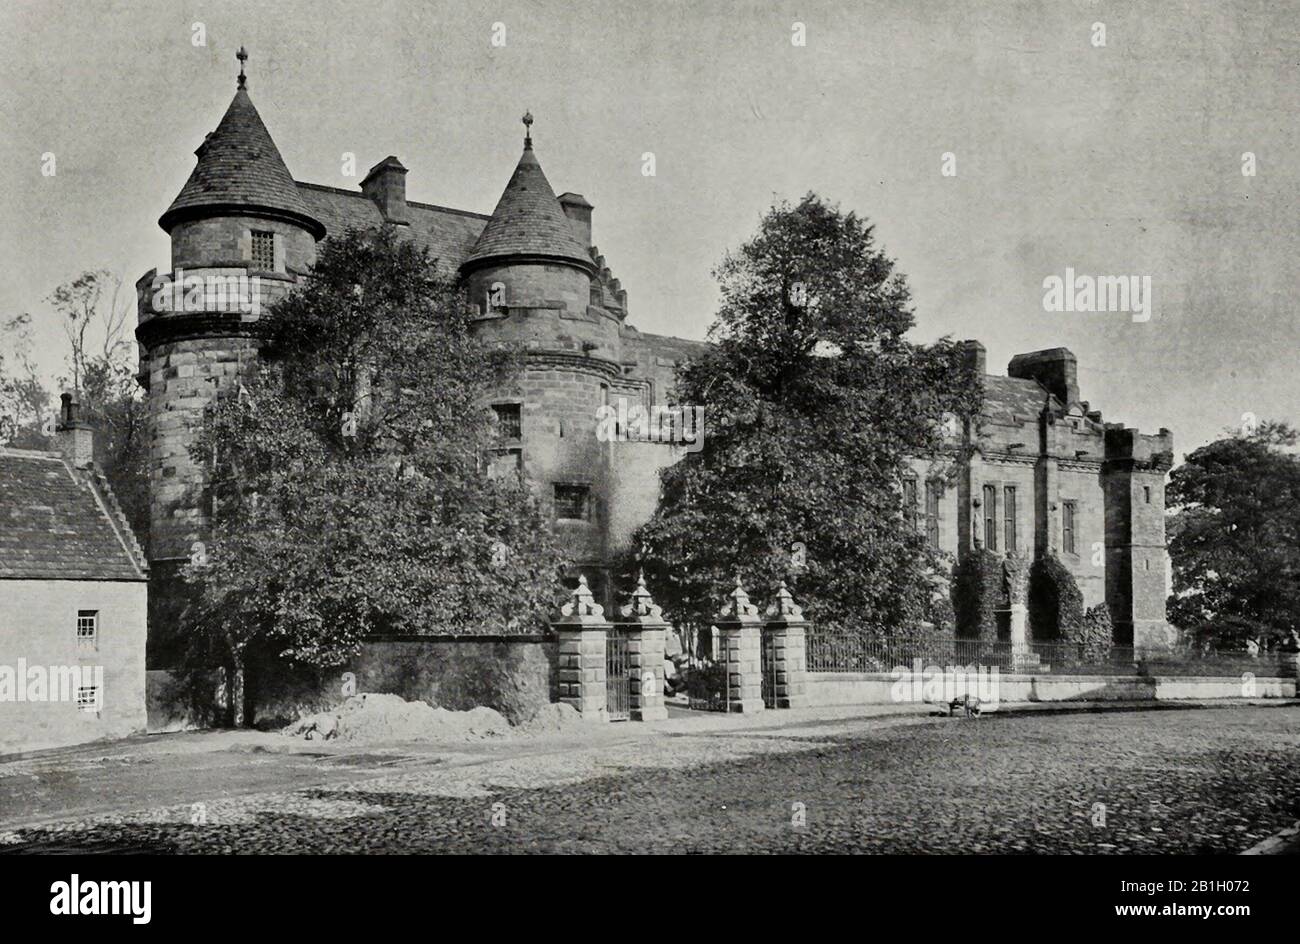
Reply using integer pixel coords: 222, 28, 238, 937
803, 670, 1295, 709
0, 579, 148, 755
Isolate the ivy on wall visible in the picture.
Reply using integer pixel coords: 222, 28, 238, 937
951, 548, 1003, 641
1028, 553, 1085, 642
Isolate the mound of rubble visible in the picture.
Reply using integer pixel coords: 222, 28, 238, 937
517, 702, 588, 733
285, 693, 511, 743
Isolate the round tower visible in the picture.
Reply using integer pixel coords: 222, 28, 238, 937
461, 115, 621, 604
136, 49, 323, 661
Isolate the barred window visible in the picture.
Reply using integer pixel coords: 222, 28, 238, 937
76, 687, 100, 712
925, 480, 942, 550
554, 483, 589, 521
982, 484, 998, 551
250, 230, 275, 270
1062, 501, 1077, 555
1004, 486, 1017, 555
902, 478, 918, 532
77, 610, 98, 640
492, 403, 521, 442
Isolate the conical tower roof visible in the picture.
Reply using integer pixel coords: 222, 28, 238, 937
159, 86, 324, 239
463, 129, 593, 274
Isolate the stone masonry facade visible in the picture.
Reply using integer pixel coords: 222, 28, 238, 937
135, 64, 1174, 664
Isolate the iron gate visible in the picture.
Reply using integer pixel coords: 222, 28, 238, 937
606, 629, 631, 721
685, 624, 730, 711
761, 631, 777, 709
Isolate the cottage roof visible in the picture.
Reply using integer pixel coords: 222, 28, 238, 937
0, 450, 148, 581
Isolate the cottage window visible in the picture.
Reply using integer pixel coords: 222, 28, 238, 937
77, 610, 98, 641
76, 687, 100, 712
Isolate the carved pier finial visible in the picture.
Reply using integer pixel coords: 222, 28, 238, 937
716, 575, 760, 621
765, 580, 805, 621
559, 573, 605, 620
620, 570, 664, 621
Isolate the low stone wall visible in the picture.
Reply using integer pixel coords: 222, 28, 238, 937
804, 671, 1296, 709
148, 635, 559, 731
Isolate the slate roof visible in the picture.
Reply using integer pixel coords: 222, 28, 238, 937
982, 374, 1061, 425
0, 450, 148, 582
296, 183, 489, 277
160, 88, 325, 238
463, 143, 594, 272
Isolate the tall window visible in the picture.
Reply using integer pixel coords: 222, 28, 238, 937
492, 403, 521, 442
902, 479, 918, 532
554, 483, 589, 521
1143, 485, 1152, 504
250, 230, 275, 270
982, 484, 998, 551
1003, 486, 1017, 555
1062, 501, 1077, 555
925, 480, 942, 550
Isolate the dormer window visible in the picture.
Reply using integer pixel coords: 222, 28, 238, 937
250, 230, 275, 271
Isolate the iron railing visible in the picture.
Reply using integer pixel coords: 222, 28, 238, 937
805, 631, 1297, 677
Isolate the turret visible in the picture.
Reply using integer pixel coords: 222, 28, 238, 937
1102, 425, 1175, 648
136, 48, 323, 663
460, 115, 620, 604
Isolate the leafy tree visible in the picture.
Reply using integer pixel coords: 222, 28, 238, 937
1166, 421, 1300, 651
0, 312, 54, 449
632, 194, 981, 633
44, 270, 149, 543
179, 227, 566, 724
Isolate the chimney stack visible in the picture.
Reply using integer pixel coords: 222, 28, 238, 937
1008, 348, 1080, 407
960, 339, 987, 377
558, 192, 593, 249
361, 156, 409, 225
56, 392, 95, 469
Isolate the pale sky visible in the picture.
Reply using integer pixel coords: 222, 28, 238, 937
1, 0, 1296, 457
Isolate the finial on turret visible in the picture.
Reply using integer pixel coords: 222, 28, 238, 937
522, 110, 533, 150
236, 46, 248, 90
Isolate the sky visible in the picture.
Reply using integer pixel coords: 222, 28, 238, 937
1, 0, 1297, 459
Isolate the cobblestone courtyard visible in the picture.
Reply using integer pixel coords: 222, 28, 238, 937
2, 704, 1297, 853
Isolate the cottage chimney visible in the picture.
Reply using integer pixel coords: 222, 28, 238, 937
56, 392, 95, 469
557, 192, 593, 249
361, 156, 409, 224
